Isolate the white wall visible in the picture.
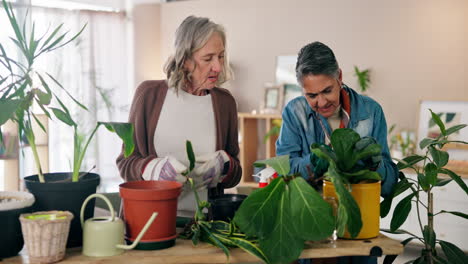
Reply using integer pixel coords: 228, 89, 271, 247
134, 0, 468, 133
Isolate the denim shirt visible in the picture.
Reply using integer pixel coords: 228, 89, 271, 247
276, 86, 397, 198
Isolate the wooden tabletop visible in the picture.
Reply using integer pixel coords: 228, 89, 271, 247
6, 234, 403, 264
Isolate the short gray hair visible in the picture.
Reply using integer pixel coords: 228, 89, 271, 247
295, 41, 340, 85
164, 16, 233, 92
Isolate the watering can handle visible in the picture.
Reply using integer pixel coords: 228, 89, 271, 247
80, 193, 115, 227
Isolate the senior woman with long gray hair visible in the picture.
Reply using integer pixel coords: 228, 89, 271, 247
116, 16, 241, 217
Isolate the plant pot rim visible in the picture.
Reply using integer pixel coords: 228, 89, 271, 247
323, 179, 381, 185
119, 180, 182, 192
0, 191, 35, 211
24, 172, 100, 183
20, 210, 74, 223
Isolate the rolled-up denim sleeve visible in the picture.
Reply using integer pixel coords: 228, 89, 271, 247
276, 103, 312, 179
373, 105, 398, 198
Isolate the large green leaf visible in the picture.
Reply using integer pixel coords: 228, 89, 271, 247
51, 107, 75, 127
330, 128, 360, 171
424, 163, 438, 186
310, 143, 337, 163
234, 177, 286, 238
351, 143, 382, 167
420, 138, 436, 150
439, 169, 468, 197
328, 164, 362, 238
254, 155, 290, 176
390, 193, 415, 231
341, 169, 381, 183
418, 173, 430, 191
289, 177, 335, 241
100, 122, 135, 157
186, 140, 195, 171
429, 146, 449, 168
0, 99, 21, 126
260, 186, 303, 264
439, 240, 468, 264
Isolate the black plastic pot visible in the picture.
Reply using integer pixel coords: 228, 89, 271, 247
209, 194, 247, 221
0, 192, 34, 259
24, 172, 100, 248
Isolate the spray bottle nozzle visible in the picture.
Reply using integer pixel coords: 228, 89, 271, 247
252, 167, 278, 188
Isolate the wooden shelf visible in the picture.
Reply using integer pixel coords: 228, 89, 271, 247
238, 113, 281, 186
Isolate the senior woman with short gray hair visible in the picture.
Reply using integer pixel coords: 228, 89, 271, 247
117, 16, 241, 217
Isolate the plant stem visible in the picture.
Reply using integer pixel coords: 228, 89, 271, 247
72, 123, 100, 181
29, 135, 44, 182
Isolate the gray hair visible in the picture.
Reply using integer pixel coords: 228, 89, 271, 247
295, 41, 340, 85
164, 16, 233, 92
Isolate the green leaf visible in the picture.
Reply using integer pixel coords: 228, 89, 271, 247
46, 72, 88, 110
439, 240, 468, 264
380, 196, 393, 218
40, 23, 64, 51
329, 164, 362, 238
430, 109, 446, 136
429, 146, 449, 168
330, 128, 360, 171
435, 178, 452, 187
100, 122, 135, 157
254, 155, 290, 176
396, 155, 425, 170
418, 173, 429, 191
226, 236, 270, 264
50, 107, 76, 127
342, 169, 381, 184
310, 143, 337, 163
289, 177, 335, 241
200, 224, 230, 259
186, 140, 195, 172
439, 210, 468, 220
0, 99, 21, 126
439, 169, 468, 197
259, 186, 303, 264
401, 237, 416, 246
234, 177, 286, 238
423, 225, 436, 248
390, 193, 415, 231
424, 163, 438, 186
445, 124, 467, 137
420, 138, 436, 150
35, 88, 52, 105
394, 180, 413, 197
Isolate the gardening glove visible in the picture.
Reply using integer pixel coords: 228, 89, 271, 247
142, 155, 188, 184
189, 150, 230, 190
310, 144, 331, 177
354, 136, 382, 171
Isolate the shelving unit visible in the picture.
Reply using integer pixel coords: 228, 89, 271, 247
237, 112, 281, 187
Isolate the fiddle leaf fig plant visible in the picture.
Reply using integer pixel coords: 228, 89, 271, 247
310, 128, 383, 238
233, 155, 335, 264
381, 109, 468, 264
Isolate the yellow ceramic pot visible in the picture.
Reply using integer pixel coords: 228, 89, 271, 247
323, 180, 381, 239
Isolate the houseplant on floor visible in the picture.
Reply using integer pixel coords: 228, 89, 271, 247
0, 0, 135, 247
310, 128, 383, 239
233, 155, 335, 264
381, 109, 468, 264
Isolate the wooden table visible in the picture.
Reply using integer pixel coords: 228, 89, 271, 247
5, 234, 403, 263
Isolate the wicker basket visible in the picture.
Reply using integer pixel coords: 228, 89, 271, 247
20, 211, 73, 264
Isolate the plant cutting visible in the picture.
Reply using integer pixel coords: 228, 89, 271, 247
233, 155, 335, 264
381, 109, 468, 264
354, 65, 370, 92
311, 128, 383, 239
179, 141, 269, 263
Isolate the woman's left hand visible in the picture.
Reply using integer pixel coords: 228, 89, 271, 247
189, 150, 230, 188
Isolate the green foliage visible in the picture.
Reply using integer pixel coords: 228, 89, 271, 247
310, 128, 383, 238
354, 66, 370, 92
179, 141, 269, 263
381, 109, 468, 264
234, 155, 335, 264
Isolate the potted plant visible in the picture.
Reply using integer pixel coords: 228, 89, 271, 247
310, 128, 383, 239
381, 109, 468, 264
233, 155, 335, 264
0, 0, 135, 247
0, 191, 34, 258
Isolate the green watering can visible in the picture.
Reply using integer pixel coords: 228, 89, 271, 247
80, 193, 157, 257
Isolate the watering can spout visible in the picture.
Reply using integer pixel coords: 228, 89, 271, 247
116, 212, 158, 250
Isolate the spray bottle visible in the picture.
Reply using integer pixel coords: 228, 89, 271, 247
253, 167, 278, 188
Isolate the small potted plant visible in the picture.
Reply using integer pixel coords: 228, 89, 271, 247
0, 191, 34, 258
0, 0, 135, 247
310, 128, 383, 239
381, 110, 468, 263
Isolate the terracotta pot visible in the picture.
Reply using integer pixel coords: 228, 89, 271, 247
323, 180, 381, 239
119, 180, 182, 250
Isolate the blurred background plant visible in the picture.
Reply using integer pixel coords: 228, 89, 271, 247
354, 66, 370, 92
263, 118, 282, 143
388, 124, 416, 159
